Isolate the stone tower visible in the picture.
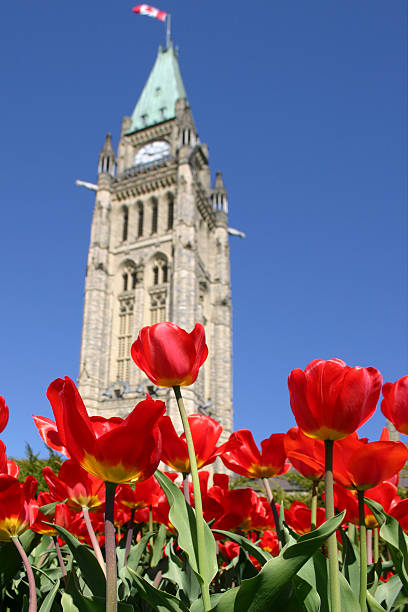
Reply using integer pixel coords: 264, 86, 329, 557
77, 43, 233, 438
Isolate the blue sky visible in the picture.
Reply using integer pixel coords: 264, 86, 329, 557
0, 1, 406, 457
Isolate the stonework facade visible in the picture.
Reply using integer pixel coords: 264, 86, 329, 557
78, 43, 233, 439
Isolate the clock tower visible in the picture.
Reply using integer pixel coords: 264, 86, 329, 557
77, 42, 233, 438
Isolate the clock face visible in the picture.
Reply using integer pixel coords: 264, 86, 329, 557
134, 141, 170, 166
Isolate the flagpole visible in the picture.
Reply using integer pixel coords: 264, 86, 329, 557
166, 13, 171, 48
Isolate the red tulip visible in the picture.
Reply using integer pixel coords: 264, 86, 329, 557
389, 498, 408, 533
381, 376, 408, 435
131, 322, 208, 387
43, 459, 105, 512
0, 397, 9, 434
259, 529, 280, 556
54, 503, 89, 544
213, 488, 275, 533
0, 475, 38, 541
35, 377, 165, 484
333, 434, 408, 490
31, 492, 60, 536
159, 415, 229, 473
334, 481, 399, 529
116, 476, 162, 511
32, 415, 69, 457
288, 358, 382, 440
221, 429, 290, 479
284, 427, 325, 481
285, 500, 326, 535
218, 540, 240, 561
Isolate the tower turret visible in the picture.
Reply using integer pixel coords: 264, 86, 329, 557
98, 133, 116, 177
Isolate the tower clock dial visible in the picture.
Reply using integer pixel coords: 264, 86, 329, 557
134, 140, 170, 166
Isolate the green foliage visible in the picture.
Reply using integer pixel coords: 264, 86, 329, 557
11, 443, 63, 492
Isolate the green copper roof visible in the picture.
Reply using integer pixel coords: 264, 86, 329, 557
128, 43, 187, 133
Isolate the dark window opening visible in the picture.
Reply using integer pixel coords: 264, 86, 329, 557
162, 265, 168, 283
137, 204, 144, 237
153, 266, 159, 285
167, 197, 174, 230
123, 273, 128, 291
122, 208, 128, 241
132, 272, 137, 289
151, 200, 158, 234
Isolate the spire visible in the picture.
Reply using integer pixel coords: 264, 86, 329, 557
212, 171, 228, 214
128, 43, 188, 133
98, 133, 116, 176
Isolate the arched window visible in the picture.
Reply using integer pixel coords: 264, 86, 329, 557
153, 266, 159, 285
162, 265, 168, 283
122, 273, 128, 291
151, 198, 158, 234
137, 201, 144, 237
117, 297, 134, 381
122, 206, 129, 241
167, 194, 174, 230
131, 272, 137, 289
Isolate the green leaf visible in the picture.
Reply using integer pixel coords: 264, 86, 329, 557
127, 566, 190, 611
211, 512, 346, 611
155, 470, 218, 587
51, 523, 106, 597
190, 594, 224, 612
39, 498, 68, 516
117, 531, 153, 571
339, 525, 361, 595
292, 574, 320, 612
213, 529, 272, 566
366, 590, 387, 612
38, 578, 60, 612
61, 593, 80, 612
365, 498, 408, 591
151, 523, 168, 567
298, 548, 360, 612
373, 574, 403, 611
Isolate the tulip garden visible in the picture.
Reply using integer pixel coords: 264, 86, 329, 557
2, 322, 408, 611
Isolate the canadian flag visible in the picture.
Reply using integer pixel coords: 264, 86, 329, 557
133, 4, 167, 22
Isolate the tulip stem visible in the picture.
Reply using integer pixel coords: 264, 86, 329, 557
374, 528, 379, 563
263, 477, 283, 547
83, 505, 106, 576
367, 528, 373, 565
105, 481, 118, 612
311, 480, 318, 531
358, 489, 367, 612
173, 385, 211, 612
124, 509, 135, 566
12, 536, 37, 612
53, 536, 67, 583
324, 440, 341, 612
183, 473, 191, 504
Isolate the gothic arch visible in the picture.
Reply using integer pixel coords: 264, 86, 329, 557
116, 259, 138, 293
